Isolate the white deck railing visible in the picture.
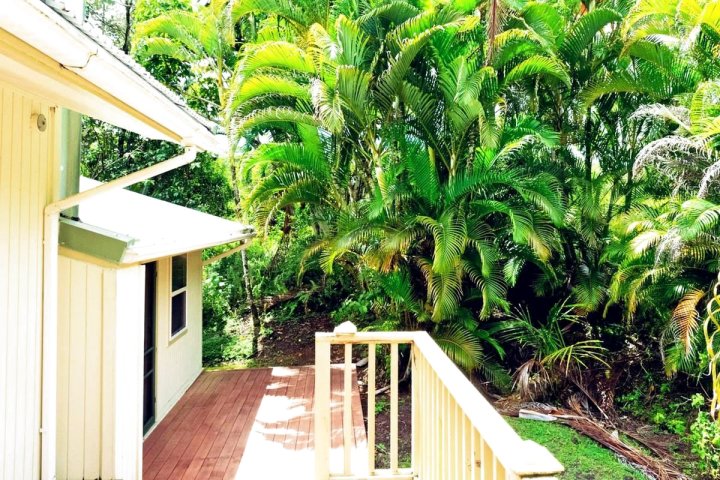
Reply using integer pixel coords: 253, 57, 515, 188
314, 323, 564, 480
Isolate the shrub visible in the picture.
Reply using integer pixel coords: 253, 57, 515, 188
691, 411, 720, 478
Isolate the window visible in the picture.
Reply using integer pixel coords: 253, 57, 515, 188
170, 255, 187, 337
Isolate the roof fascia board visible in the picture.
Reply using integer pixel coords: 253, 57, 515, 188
122, 231, 256, 265
59, 219, 255, 266
0, 29, 180, 142
1, 0, 226, 155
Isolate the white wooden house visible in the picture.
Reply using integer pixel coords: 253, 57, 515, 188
0, 1, 252, 479
56, 178, 253, 479
0, 1, 565, 480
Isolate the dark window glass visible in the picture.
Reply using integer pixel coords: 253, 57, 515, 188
172, 255, 187, 292
171, 291, 186, 335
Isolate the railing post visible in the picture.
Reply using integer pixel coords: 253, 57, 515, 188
410, 342, 420, 477
315, 333, 331, 480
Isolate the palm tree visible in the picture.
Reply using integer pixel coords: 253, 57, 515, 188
607, 197, 720, 375
631, 80, 720, 197
492, 298, 608, 401
134, 0, 240, 116
233, 3, 569, 320
228, 2, 573, 382
134, 0, 264, 355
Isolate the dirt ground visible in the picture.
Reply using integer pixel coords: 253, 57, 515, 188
253, 313, 337, 367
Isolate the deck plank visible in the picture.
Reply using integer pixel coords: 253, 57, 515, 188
143, 365, 366, 480
144, 371, 222, 479
152, 372, 234, 479
179, 370, 247, 479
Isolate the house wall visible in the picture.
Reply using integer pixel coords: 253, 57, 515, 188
153, 250, 204, 425
56, 254, 145, 480
0, 80, 57, 480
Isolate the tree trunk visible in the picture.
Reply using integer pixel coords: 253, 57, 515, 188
121, 1, 133, 54
241, 248, 260, 356
624, 122, 639, 212
584, 110, 593, 181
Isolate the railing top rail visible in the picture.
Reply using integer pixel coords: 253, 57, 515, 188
315, 331, 419, 344
315, 325, 564, 478
412, 331, 564, 477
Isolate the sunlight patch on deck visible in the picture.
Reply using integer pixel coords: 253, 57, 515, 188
234, 366, 367, 479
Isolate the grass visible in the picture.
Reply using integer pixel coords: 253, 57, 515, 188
506, 417, 646, 480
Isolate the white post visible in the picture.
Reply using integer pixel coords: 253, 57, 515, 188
314, 335, 331, 480
41, 212, 59, 480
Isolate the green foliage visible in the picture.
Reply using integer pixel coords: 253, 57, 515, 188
507, 417, 645, 480
374, 396, 389, 415
203, 326, 252, 365
331, 294, 374, 325
494, 299, 607, 399
94, 2, 720, 453
618, 379, 698, 437
691, 408, 720, 478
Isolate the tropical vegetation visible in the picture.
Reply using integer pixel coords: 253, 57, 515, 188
82, 0, 720, 477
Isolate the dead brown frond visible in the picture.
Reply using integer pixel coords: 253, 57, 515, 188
512, 358, 551, 401
671, 289, 705, 354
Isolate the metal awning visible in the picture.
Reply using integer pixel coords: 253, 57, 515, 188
59, 177, 254, 265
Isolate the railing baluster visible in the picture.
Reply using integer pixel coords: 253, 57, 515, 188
418, 352, 426, 478
390, 343, 399, 473
367, 342, 376, 476
438, 379, 445, 480
482, 437, 493, 480
472, 428, 480, 480
495, 457, 505, 480
460, 404, 467, 480
420, 357, 434, 478
447, 392, 458, 478
343, 343, 353, 475
459, 402, 464, 480
314, 336, 331, 480
440, 383, 452, 479
435, 366, 441, 480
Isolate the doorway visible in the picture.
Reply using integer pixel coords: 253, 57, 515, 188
143, 262, 157, 434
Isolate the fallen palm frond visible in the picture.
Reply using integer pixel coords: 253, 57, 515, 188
496, 402, 688, 480
562, 415, 686, 480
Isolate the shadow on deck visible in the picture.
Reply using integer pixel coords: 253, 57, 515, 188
143, 366, 366, 480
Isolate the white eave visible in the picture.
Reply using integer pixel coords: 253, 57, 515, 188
0, 0, 226, 155
59, 177, 255, 265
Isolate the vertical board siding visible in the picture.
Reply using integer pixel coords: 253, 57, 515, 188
113, 266, 145, 480
0, 81, 56, 480
56, 257, 104, 480
154, 251, 203, 425
56, 255, 145, 480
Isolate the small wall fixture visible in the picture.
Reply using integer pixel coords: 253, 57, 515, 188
31, 113, 47, 132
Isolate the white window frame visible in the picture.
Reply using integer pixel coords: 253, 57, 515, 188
169, 254, 188, 339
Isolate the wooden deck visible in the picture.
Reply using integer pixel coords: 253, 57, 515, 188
143, 366, 367, 479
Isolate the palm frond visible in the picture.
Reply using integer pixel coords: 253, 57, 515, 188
434, 324, 484, 372
559, 8, 622, 63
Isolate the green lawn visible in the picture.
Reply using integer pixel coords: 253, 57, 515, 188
506, 417, 646, 480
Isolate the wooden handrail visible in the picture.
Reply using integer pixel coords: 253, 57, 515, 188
314, 323, 564, 480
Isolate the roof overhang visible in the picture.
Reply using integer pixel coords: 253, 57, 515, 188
0, 0, 227, 156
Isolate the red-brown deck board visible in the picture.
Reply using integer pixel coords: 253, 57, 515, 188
143, 366, 366, 479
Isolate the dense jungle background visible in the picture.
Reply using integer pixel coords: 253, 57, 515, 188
80, 0, 720, 477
